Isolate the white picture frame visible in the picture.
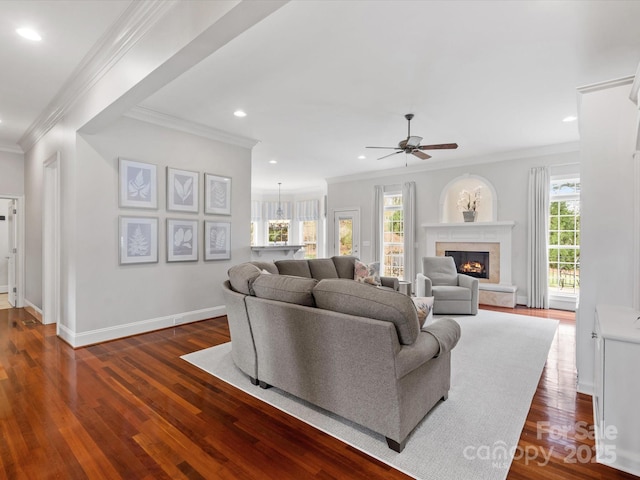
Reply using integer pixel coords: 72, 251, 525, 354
204, 173, 231, 215
167, 167, 199, 213
167, 218, 199, 262
119, 158, 157, 209
119, 216, 158, 264
204, 221, 231, 261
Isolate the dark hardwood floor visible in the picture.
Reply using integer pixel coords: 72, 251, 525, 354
0, 305, 637, 479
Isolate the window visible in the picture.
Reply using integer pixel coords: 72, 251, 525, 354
268, 220, 289, 245
382, 192, 404, 279
300, 220, 317, 259
548, 178, 580, 296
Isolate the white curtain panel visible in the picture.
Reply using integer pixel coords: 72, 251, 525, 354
527, 167, 550, 308
265, 201, 292, 220
372, 185, 384, 262
251, 200, 263, 222
295, 199, 320, 221
402, 181, 416, 286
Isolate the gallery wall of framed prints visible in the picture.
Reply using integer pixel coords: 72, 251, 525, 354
117, 157, 232, 265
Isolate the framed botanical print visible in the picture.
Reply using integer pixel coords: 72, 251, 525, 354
119, 216, 158, 264
204, 173, 231, 215
167, 218, 198, 262
204, 221, 231, 261
167, 167, 199, 213
119, 158, 157, 209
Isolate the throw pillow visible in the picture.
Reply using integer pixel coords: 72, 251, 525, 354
353, 260, 381, 286
412, 296, 434, 328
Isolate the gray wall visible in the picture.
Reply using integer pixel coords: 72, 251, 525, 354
72, 116, 252, 337
327, 149, 579, 302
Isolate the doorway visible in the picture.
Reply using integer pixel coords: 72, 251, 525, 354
0, 195, 25, 310
334, 209, 360, 258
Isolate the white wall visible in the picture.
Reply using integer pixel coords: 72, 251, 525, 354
577, 79, 639, 394
67, 116, 251, 344
0, 150, 24, 195
20, 1, 281, 343
327, 149, 579, 302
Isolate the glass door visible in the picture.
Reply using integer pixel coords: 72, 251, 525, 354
334, 209, 360, 258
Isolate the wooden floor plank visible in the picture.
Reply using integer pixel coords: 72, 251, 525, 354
0, 305, 637, 479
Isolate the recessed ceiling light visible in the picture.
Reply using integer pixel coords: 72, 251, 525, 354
233, 110, 247, 118
269, 160, 277, 164
562, 115, 577, 123
357, 155, 366, 160
16, 27, 42, 41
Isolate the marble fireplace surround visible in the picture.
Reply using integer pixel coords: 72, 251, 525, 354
422, 221, 516, 286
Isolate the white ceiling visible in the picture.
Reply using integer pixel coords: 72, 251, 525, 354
2, 1, 640, 193
0, 0, 130, 151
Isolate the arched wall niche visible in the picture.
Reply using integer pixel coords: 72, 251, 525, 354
439, 174, 498, 223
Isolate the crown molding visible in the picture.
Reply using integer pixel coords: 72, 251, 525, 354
577, 75, 635, 95
630, 63, 640, 107
124, 105, 259, 149
0, 143, 24, 155
18, 0, 178, 153
326, 141, 580, 185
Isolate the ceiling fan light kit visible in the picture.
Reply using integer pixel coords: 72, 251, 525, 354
366, 113, 458, 161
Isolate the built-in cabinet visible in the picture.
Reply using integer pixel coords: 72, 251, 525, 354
593, 304, 640, 476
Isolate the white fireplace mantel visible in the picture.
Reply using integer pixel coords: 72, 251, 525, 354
422, 221, 516, 286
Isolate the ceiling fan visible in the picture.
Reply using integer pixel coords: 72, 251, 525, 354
366, 113, 458, 160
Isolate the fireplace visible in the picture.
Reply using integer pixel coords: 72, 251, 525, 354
445, 250, 490, 279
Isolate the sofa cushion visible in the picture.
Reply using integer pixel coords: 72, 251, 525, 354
275, 260, 312, 278
423, 256, 458, 286
432, 285, 472, 301
313, 279, 420, 345
354, 260, 381, 286
331, 255, 356, 279
228, 263, 262, 295
250, 261, 278, 275
252, 274, 318, 307
308, 258, 339, 280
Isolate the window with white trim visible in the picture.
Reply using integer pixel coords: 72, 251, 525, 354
548, 178, 580, 296
382, 191, 404, 279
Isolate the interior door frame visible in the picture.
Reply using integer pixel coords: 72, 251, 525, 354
43, 152, 61, 326
1, 194, 25, 308
333, 208, 360, 258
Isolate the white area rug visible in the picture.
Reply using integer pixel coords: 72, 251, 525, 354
182, 310, 559, 480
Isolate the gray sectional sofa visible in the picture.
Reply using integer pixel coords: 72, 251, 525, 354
222, 256, 461, 452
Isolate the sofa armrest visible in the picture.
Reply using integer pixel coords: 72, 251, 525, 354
422, 318, 461, 356
394, 331, 441, 379
381, 276, 399, 291
416, 273, 433, 297
458, 274, 479, 314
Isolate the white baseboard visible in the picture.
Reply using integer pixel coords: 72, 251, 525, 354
0, 285, 7, 294
577, 379, 594, 396
61, 305, 227, 348
517, 295, 527, 305
24, 298, 42, 314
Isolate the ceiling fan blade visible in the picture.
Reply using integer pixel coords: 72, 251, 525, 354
412, 150, 431, 160
418, 143, 459, 150
377, 151, 404, 160
366, 146, 402, 149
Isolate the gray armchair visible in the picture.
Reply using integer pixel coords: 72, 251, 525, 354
416, 256, 479, 315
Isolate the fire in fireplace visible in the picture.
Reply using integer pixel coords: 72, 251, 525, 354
445, 250, 490, 279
